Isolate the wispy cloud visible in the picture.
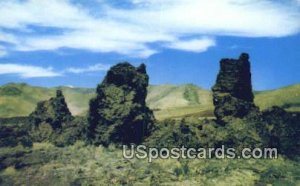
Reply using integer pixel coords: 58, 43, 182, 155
0, 46, 8, 57
166, 38, 216, 52
0, 0, 299, 58
0, 62, 111, 78
0, 31, 17, 44
66, 63, 111, 74
0, 63, 61, 78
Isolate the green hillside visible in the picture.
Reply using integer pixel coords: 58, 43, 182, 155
0, 83, 299, 119
0, 83, 94, 118
0, 83, 213, 119
147, 84, 212, 109
254, 84, 300, 112
146, 84, 213, 119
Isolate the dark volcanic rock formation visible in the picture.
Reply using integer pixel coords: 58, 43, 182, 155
212, 53, 258, 121
261, 106, 300, 155
87, 62, 155, 146
29, 90, 73, 130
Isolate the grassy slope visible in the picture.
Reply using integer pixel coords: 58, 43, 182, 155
147, 84, 213, 120
0, 83, 53, 117
0, 83, 94, 118
0, 83, 299, 119
254, 84, 300, 112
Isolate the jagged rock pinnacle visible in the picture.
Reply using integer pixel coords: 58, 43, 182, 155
212, 53, 257, 121
88, 62, 155, 145
29, 90, 73, 130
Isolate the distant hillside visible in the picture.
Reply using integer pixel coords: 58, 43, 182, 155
146, 84, 213, 119
254, 84, 300, 112
147, 84, 212, 109
0, 83, 299, 119
0, 83, 94, 118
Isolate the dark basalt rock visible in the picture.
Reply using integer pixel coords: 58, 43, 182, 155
87, 62, 155, 146
212, 53, 258, 121
261, 106, 300, 155
29, 90, 73, 130
210, 53, 300, 156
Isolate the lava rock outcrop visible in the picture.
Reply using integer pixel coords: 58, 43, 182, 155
29, 90, 73, 130
261, 106, 300, 155
87, 62, 155, 146
212, 53, 258, 121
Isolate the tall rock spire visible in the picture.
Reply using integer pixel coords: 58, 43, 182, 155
87, 62, 155, 146
212, 53, 257, 121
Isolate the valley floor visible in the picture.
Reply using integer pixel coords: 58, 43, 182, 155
0, 142, 299, 186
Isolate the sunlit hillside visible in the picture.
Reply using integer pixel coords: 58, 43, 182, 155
0, 83, 300, 120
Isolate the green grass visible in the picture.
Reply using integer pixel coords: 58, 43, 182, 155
0, 142, 299, 185
183, 84, 201, 104
153, 105, 214, 120
254, 84, 300, 111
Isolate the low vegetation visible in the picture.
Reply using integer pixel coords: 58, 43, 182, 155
0, 142, 299, 185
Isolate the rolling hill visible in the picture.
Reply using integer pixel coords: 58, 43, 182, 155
0, 83, 299, 120
254, 84, 300, 112
146, 84, 213, 119
0, 83, 94, 118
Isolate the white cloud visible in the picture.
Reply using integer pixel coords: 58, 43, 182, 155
0, 62, 112, 78
0, 63, 61, 78
66, 85, 74, 88
0, 46, 7, 57
0, 0, 299, 58
109, 0, 300, 37
166, 38, 216, 52
0, 31, 17, 44
66, 63, 111, 73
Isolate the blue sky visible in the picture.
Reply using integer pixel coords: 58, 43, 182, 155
0, 0, 300, 90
